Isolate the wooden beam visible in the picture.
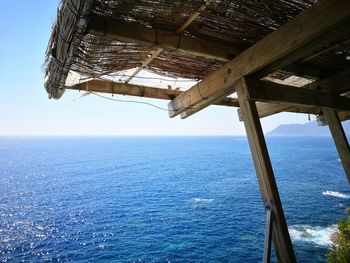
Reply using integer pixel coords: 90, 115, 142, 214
323, 109, 350, 184
236, 78, 296, 262
257, 102, 294, 118
87, 14, 236, 62
256, 69, 350, 118
257, 102, 350, 121
87, 9, 340, 85
244, 79, 350, 112
125, 2, 211, 84
175, 1, 210, 34
124, 48, 163, 83
69, 79, 239, 107
168, 0, 350, 119
69, 80, 350, 120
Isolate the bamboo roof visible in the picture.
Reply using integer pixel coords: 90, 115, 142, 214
44, 0, 350, 99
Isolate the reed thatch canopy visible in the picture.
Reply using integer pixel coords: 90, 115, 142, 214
44, 0, 350, 100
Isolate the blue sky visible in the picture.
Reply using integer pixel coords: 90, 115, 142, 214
0, 0, 310, 136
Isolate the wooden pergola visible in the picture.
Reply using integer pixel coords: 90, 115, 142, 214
45, 0, 350, 261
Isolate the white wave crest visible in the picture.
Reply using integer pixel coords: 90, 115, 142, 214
289, 224, 338, 247
190, 198, 214, 203
323, 190, 350, 199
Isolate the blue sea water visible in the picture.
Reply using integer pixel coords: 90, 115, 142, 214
0, 136, 349, 262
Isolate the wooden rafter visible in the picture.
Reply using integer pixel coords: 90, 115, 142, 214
88, 14, 236, 62
167, 0, 350, 119
258, 103, 350, 121
124, 48, 163, 83
69, 80, 239, 107
125, 1, 212, 84
68, 79, 350, 121
257, 69, 350, 118
175, 0, 211, 34
243, 79, 350, 112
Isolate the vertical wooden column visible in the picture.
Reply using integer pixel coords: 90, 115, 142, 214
323, 109, 350, 184
236, 78, 296, 262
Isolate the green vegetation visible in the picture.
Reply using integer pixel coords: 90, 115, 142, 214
327, 208, 350, 263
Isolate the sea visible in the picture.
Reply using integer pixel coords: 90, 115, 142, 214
0, 136, 349, 262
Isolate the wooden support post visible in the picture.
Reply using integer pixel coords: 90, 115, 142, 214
323, 109, 350, 184
236, 78, 296, 262
263, 201, 274, 263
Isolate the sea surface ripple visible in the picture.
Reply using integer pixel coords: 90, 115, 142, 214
0, 136, 349, 262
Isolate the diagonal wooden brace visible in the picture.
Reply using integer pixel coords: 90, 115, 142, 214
236, 77, 296, 262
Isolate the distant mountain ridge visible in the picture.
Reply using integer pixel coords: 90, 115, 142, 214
266, 121, 350, 137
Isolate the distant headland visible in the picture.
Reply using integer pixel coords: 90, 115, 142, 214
266, 121, 350, 137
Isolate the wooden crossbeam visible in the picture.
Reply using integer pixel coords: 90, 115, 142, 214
68, 80, 350, 120
168, 0, 350, 119
257, 102, 350, 121
87, 14, 236, 62
69, 80, 239, 107
236, 78, 296, 262
244, 79, 350, 112
256, 102, 294, 118
257, 70, 350, 118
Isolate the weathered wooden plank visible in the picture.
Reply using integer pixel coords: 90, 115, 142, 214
70, 80, 240, 107
168, 0, 350, 119
245, 79, 350, 113
323, 109, 350, 184
87, 14, 236, 62
236, 78, 296, 262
